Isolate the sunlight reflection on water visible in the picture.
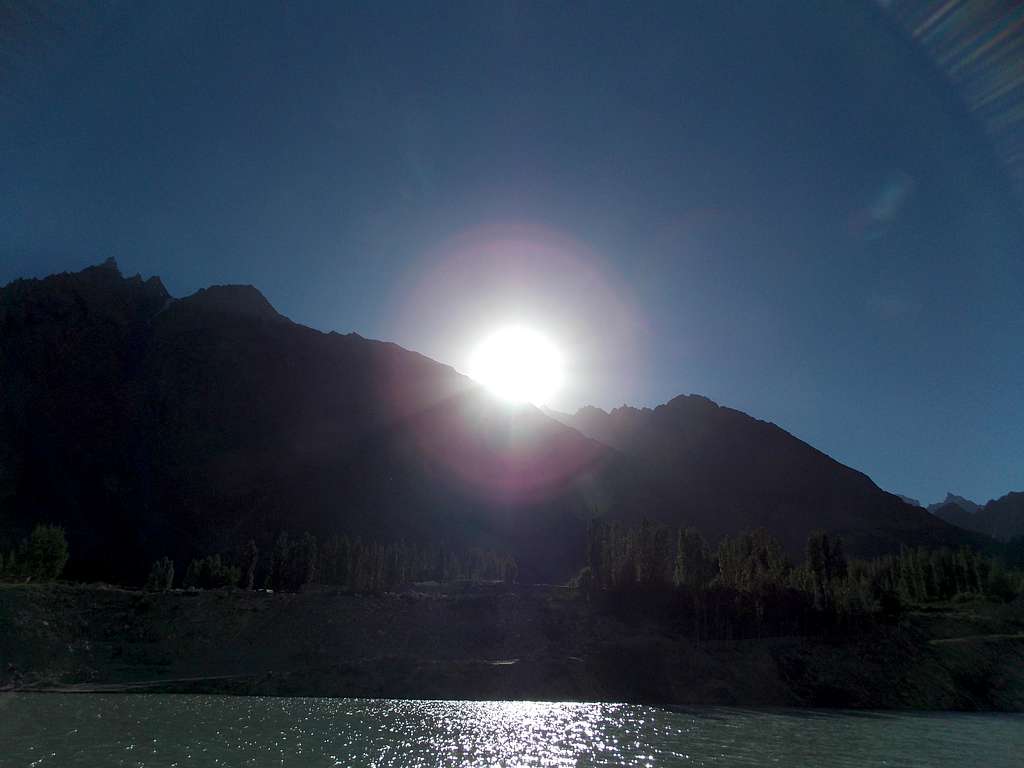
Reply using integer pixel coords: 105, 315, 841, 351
0, 694, 1021, 767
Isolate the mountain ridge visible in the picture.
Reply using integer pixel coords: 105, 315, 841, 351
928, 493, 980, 515
931, 491, 1024, 542
0, 261, 988, 583
547, 393, 980, 555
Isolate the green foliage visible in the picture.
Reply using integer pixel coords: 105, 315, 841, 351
299, 532, 318, 587
717, 529, 790, 592
2, 549, 17, 579
25, 525, 69, 581
182, 554, 240, 590
805, 531, 846, 609
269, 531, 291, 591
984, 560, 1017, 602
635, 520, 674, 587
268, 532, 317, 591
585, 519, 676, 591
850, 545, 1016, 605
239, 539, 258, 590
0, 528, 69, 581
265, 532, 518, 593
674, 528, 713, 589
145, 557, 175, 591
579, 518, 1024, 642
0, 525, 69, 582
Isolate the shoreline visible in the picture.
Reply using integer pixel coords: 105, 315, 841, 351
2, 583, 1023, 711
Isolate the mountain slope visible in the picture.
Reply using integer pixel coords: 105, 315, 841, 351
0, 261, 607, 582
973, 492, 1024, 541
931, 492, 1024, 542
928, 494, 980, 531
549, 397, 983, 555
0, 262, 984, 583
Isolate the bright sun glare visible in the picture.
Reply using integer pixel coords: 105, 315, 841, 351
467, 325, 564, 406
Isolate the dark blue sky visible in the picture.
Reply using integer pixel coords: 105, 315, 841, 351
2, 1, 1022, 505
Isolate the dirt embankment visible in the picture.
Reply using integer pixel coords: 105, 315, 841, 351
1, 583, 1022, 710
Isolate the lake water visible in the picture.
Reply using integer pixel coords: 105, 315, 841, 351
0, 695, 1020, 767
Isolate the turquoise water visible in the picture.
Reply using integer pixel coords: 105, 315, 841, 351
0, 695, 1021, 766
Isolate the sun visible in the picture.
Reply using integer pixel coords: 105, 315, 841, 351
467, 325, 564, 405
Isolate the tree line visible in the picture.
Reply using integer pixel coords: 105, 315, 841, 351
146, 533, 519, 593
0, 524, 69, 583
576, 519, 1024, 640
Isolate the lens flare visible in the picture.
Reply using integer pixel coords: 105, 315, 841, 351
467, 325, 564, 405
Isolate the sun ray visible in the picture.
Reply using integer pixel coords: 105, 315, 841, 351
467, 325, 564, 406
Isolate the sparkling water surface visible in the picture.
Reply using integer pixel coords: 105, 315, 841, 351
0, 694, 1020, 767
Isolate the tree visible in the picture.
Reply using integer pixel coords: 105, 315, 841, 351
718, 529, 789, 593
240, 539, 258, 590
502, 555, 518, 584
985, 560, 1017, 601
182, 559, 202, 589
270, 532, 290, 590
145, 557, 175, 591
806, 531, 845, 609
25, 525, 69, 581
299, 532, 318, 587
585, 519, 607, 584
182, 554, 239, 589
674, 528, 713, 589
572, 565, 596, 596
3, 549, 18, 580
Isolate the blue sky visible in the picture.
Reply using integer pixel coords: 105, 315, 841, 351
2, 1, 1022, 505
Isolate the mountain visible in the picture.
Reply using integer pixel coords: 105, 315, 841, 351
896, 495, 922, 508
928, 493, 980, 516
930, 492, 1024, 543
0, 262, 984, 583
548, 399, 983, 556
928, 493, 980, 531
0, 260, 607, 582
975, 492, 1024, 541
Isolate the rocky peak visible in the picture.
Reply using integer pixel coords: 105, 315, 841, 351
0, 259, 170, 324
928, 493, 979, 515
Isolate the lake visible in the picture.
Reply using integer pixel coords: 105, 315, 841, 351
0, 695, 1020, 766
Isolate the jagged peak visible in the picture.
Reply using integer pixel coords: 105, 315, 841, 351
572, 394, 722, 421
68, 257, 125, 283
929, 492, 979, 514
1, 259, 170, 320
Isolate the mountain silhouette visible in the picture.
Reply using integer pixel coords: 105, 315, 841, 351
928, 493, 980, 516
548, 398, 984, 555
0, 261, 607, 582
928, 493, 980, 531
0, 262, 985, 582
931, 492, 1024, 542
